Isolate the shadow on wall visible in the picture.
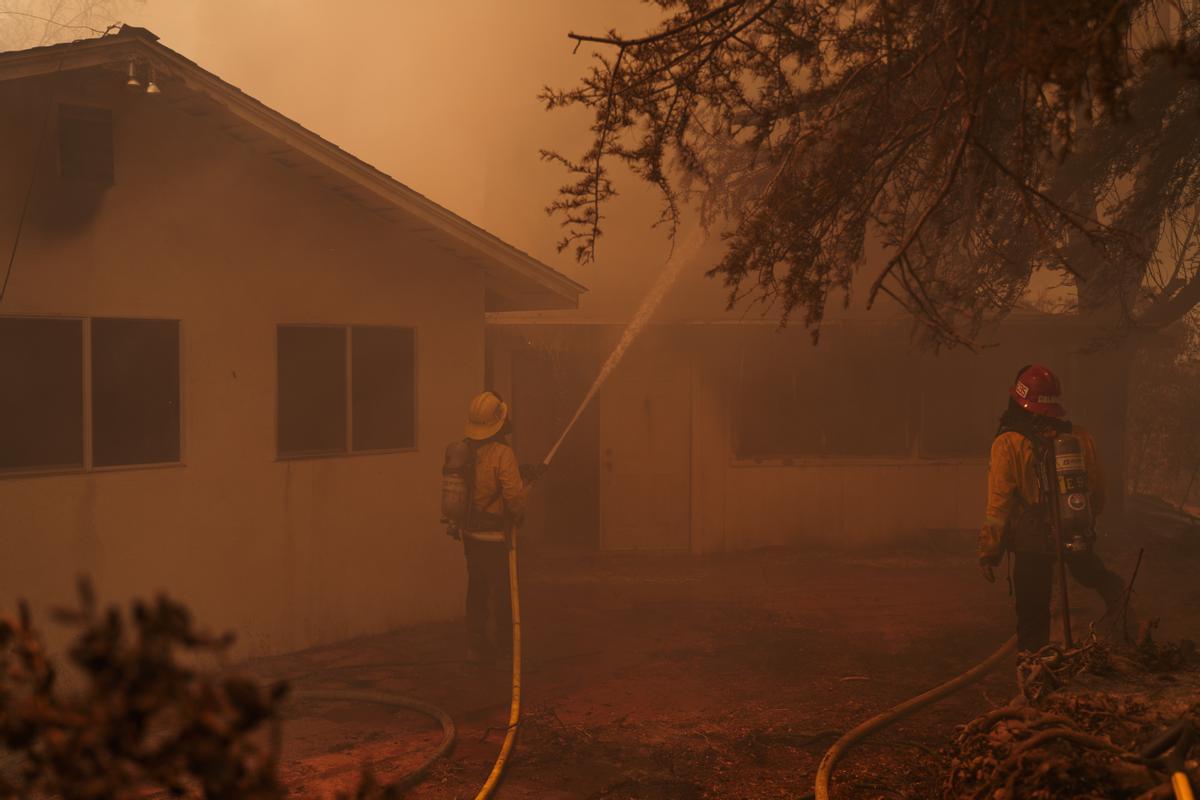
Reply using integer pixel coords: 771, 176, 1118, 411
27, 94, 114, 236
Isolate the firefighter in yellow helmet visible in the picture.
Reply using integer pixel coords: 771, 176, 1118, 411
460, 391, 530, 665
979, 365, 1126, 653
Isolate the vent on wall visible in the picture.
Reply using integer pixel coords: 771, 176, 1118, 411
58, 104, 114, 184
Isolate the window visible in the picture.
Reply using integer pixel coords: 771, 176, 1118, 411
737, 344, 824, 458
733, 325, 1075, 462
915, 333, 1079, 459
0, 317, 84, 471
276, 324, 415, 458
917, 351, 1009, 458
59, 105, 114, 184
0, 316, 179, 473
734, 326, 914, 459
352, 326, 415, 451
91, 318, 180, 467
277, 326, 347, 457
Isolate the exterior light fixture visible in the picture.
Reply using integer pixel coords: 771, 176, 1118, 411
145, 65, 160, 95
125, 59, 141, 89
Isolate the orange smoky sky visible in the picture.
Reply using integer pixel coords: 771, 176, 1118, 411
126, 1, 703, 316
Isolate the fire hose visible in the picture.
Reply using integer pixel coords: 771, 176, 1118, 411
289, 689, 456, 791
813, 634, 1019, 800
469, 240, 688, 797
472, 523, 523, 800
1143, 719, 1198, 800
478, 426, 1019, 800
280, 551, 503, 797
815, 633, 1198, 800
284, 550, 522, 799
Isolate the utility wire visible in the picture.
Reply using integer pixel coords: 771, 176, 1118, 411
0, 60, 61, 305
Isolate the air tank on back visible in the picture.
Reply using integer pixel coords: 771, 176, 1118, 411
1053, 433, 1093, 552
441, 439, 472, 527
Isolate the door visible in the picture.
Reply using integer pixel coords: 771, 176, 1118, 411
598, 343, 692, 551
511, 348, 600, 550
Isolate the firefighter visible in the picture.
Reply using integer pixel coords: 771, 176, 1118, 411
979, 365, 1127, 653
462, 391, 527, 665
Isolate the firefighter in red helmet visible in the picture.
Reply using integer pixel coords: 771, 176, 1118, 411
979, 365, 1126, 652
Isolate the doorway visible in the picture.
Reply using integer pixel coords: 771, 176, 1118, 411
597, 341, 692, 552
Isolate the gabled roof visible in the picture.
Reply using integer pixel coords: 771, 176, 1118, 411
0, 26, 584, 311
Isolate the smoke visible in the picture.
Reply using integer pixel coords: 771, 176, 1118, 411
124, 1, 734, 320
541, 226, 707, 466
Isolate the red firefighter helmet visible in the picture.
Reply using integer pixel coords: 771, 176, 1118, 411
1010, 364, 1066, 418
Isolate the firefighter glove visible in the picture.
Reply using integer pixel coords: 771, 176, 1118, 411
978, 517, 1006, 566
520, 463, 548, 483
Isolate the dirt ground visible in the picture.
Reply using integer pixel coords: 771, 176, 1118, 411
243, 517, 1200, 800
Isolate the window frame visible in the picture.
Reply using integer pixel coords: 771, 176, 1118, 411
728, 334, 992, 467
274, 323, 419, 462
0, 313, 185, 479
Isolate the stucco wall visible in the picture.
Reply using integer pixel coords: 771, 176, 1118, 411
0, 73, 484, 656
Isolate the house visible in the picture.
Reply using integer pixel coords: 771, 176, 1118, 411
0, 27, 582, 656
486, 243, 1108, 554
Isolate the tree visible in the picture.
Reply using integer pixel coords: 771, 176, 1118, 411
542, 0, 1200, 348
0, 0, 135, 52
542, 0, 1200, 510
1128, 311, 1200, 511
0, 581, 413, 799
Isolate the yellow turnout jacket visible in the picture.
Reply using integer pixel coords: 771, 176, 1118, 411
466, 440, 526, 542
979, 425, 1104, 560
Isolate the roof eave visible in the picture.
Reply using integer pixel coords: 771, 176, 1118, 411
0, 28, 585, 312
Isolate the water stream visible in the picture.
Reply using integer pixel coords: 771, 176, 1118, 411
541, 230, 704, 467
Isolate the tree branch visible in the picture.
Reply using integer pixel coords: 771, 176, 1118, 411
568, 0, 753, 50
0, 9, 110, 35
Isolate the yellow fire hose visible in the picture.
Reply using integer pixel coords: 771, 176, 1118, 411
473, 525, 522, 800
473, 531, 1021, 800
468, 240, 680, 797
814, 634, 1018, 800
290, 528, 522, 799
1143, 719, 1198, 800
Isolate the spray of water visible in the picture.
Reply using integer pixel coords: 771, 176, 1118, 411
541, 229, 704, 467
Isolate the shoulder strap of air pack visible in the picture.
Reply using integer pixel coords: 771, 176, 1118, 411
464, 438, 479, 526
